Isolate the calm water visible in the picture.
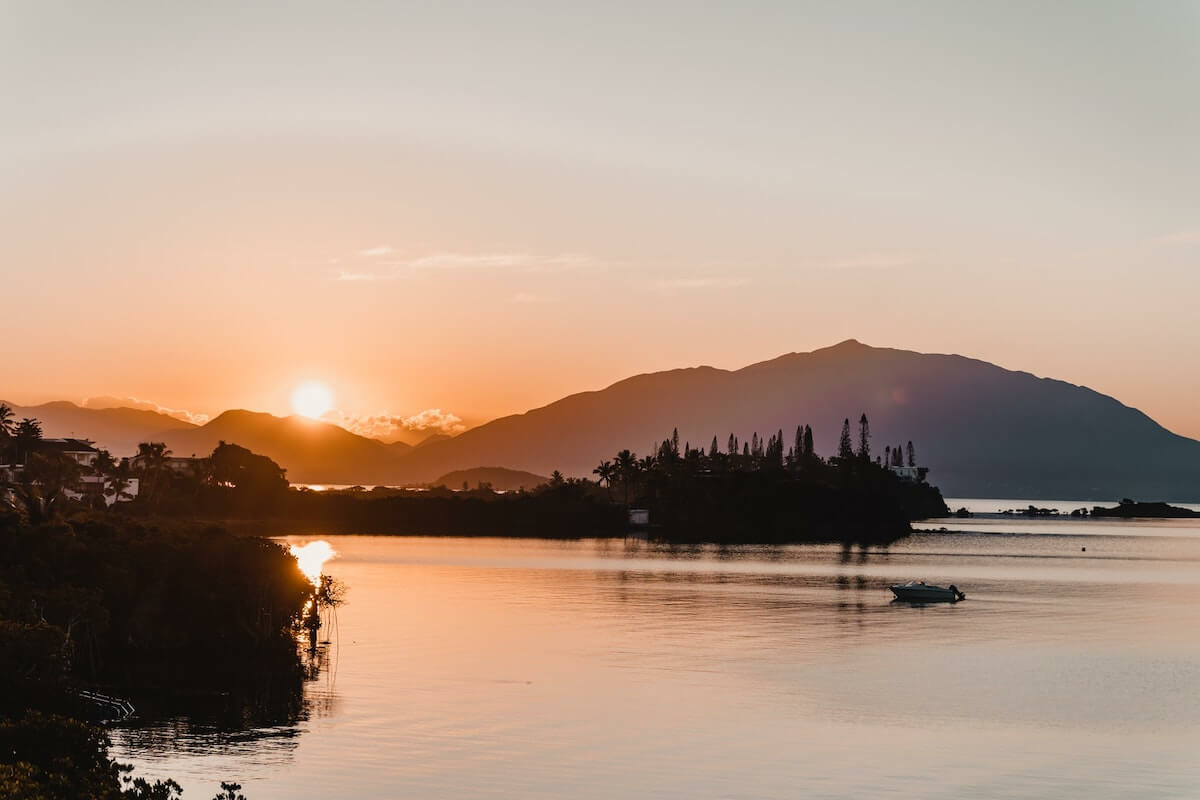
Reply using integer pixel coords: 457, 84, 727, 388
114, 507, 1200, 798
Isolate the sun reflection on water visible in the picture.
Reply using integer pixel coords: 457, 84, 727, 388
289, 541, 336, 587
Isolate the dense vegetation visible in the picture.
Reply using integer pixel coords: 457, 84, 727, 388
0, 508, 313, 798
590, 417, 947, 544
2, 401, 944, 544
107, 414, 946, 545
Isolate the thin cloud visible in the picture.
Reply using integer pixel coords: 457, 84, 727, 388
81, 396, 210, 426
653, 277, 747, 290
337, 270, 386, 281
333, 251, 602, 282
406, 252, 597, 272
827, 254, 917, 270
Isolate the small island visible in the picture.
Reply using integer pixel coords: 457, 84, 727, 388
1091, 499, 1200, 519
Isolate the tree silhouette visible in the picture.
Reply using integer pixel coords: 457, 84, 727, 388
592, 460, 614, 498
13, 418, 43, 465
907, 441, 916, 467
134, 442, 172, 505
858, 413, 870, 461
838, 419, 854, 461
0, 404, 13, 464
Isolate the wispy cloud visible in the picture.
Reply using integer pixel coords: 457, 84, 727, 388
81, 396, 210, 426
826, 253, 917, 270
334, 251, 600, 282
1157, 231, 1200, 245
328, 408, 467, 442
336, 270, 382, 281
653, 277, 747, 290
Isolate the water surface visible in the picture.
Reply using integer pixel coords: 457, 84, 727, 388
114, 519, 1200, 798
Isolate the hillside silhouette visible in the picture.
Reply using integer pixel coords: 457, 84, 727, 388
387, 340, 1200, 500
15, 341, 1200, 499
158, 410, 411, 485
0, 400, 196, 454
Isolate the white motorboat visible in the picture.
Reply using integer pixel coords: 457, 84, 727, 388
890, 581, 965, 603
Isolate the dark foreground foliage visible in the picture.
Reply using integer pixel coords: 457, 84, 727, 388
0, 510, 312, 799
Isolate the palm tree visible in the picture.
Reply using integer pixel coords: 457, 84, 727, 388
592, 459, 615, 498
0, 404, 13, 465
10, 451, 82, 523
613, 449, 639, 506
13, 418, 43, 465
103, 461, 135, 505
135, 441, 172, 503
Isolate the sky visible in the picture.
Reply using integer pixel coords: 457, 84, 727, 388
2, 1, 1198, 440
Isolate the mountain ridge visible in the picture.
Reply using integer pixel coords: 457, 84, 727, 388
7, 341, 1199, 499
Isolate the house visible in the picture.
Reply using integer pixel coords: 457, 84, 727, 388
34, 438, 102, 469
1, 438, 139, 507
128, 453, 206, 476
889, 464, 929, 483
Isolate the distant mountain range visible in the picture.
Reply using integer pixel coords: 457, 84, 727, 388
0, 400, 196, 455
9, 340, 1200, 500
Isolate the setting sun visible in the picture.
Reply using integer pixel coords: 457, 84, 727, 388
291, 381, 334, 419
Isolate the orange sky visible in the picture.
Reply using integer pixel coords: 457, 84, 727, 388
2, 3, 1198, 440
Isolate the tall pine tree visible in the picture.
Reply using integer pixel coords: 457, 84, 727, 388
838, 419, 854, 460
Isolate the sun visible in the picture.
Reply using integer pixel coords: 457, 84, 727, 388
291, 380, 334, 419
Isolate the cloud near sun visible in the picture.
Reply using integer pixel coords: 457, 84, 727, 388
330, 408, 467, 441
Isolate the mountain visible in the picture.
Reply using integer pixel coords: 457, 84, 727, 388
158, 410, 411, 485
431, 467, 550, 491
0, 400, 196, 455
388, 341, 1200, 501
13, 341, 1200, 499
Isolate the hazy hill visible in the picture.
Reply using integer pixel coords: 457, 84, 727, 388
390, 341, 1200, 501
0, 400, 196, 455
432, 467, 550, 491
158, 410, 412, 484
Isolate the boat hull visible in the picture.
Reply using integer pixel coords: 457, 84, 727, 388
890, 583, 963, 603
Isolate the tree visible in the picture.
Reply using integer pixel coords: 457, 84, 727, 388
907, 441, 916, 467
0, 403, 14, 464
671, 428, 680, 457
803, 425, 814, 461
134, 442, 171, 504
13, 418, 43, 465
614, 449, 638, 505
210, 442, 288, 504
593, 459, 614, 488
884, 445, 891, 468
104, 461, 135, 504
858, 413, 870, 461
709, 436, 719, 458
727, 433, 736, 456
9, 452, 82, 523
837, 419, 854, 461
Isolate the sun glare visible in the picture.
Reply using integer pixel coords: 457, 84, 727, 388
292, 380, 334, 419
290, 541, 336, 587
